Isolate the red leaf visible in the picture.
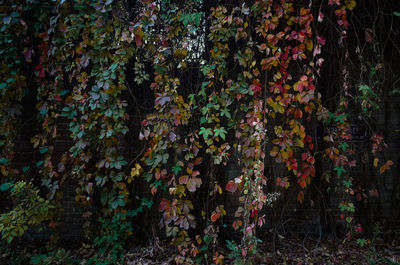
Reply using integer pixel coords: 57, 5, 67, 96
226, 180, 237, 193
211, 211, 220, 222
191, 170, 200, 177
317, 36, 326, 46
354, 224, 364, 233
39, 68, 45, 78
251, 209, 258, 218
306, 156, 315, 164
135, 34, 143, 47
54, 94, 62, 102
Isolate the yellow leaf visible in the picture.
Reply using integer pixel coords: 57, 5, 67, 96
379, 160, 394, 173
346, 0, 356, 10
131, 163, 142, 177
217, 184, 222, 194
276, 103, 285, 114
295, 138, 304, 148
274, 126, 283, 135
373, 158, 379, 167
220, 206, 226, 215
269, 146, 279, 157
273, 71, 282, 81
306, 39, 313, 52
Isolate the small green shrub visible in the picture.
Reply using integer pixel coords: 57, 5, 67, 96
31, 248, 79, 265
0, 181, 54, 243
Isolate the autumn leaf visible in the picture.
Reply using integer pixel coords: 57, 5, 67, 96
277, 177, 290, 189
379, 160, 394, 173
234, 207, 244, 218
179, 175, 189, 185
298, 178, 307, 189
213, 252, 224, 265
297, 191, 305, 203
187, 176, 202, 192
211, 211, 220, 222
226, 180, 237, 193
232, 220, 242, 230
373, 157, 379, 167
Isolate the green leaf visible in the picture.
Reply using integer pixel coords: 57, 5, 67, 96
0, 182, 11, 191
220, 108, 231, 119
334, 114, 346, 124
39, 147, 48, 154
203, 234, 212, 245
22, 166, 30, 173
6, 77, 16, 83
359, 84, 370, 95
199, 127, 213, 140
393, 11, 400, 16
31, 254, 46, 265
162, 153, 169, 164
338, 142, 349, 151
172, 163, 182, 175
343, 180, 352, 188
60, 89, 68, 96
143, 172, 152, 182
36, 160, 44, 167
153, 179, 162, 188
357, 238, 367, 247
110, 63, 118, 71
200, 116, 207, 124
0, 157, 9, 164
141, 197, 154, 209
334, 166, 346, 177
214, 127, 227, 140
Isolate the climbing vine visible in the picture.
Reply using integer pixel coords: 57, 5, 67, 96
0, 0, 398, 264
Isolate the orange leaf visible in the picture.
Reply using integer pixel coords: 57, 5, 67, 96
300, 8, 308, 16
294, 108, 303, 119
194, 157, 203, 165
213, 252, 224, 265
298, 179, 307, 189
196, 235, 202, 245
211, 211, 220, 222
297, 191, 304, 203
232, 220, 242, 230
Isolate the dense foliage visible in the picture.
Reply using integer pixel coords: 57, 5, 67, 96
0, 0, 399, 264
